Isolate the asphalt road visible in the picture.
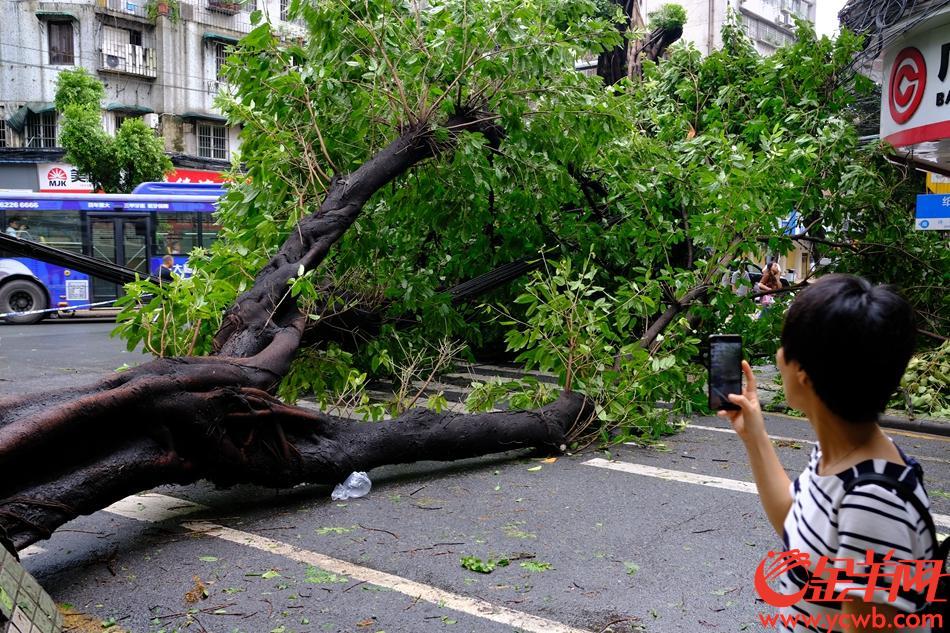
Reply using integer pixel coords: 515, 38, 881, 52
2, 322, 948, 633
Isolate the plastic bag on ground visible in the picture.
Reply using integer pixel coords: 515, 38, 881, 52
331, 471, 372, 500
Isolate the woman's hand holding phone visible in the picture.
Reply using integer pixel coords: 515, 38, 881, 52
717, 360, 767, 442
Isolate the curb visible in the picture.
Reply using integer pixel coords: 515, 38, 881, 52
878, 415, 950, 438
763, 408, 950, 438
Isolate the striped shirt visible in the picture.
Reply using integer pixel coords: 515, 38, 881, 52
777, 443, 936, 632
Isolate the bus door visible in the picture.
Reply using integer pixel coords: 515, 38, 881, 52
86, 213, 152, 303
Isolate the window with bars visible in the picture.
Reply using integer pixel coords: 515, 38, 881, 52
26, 111, 58, 148
214, 42, 229, 81
197, 124, 227, 159
741, 14, 794, 49
0, 118, 6, 148
114, 113, 144, 131
280, 0, 289, 21
48, 21, 75, 65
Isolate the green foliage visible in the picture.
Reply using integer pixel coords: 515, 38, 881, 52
55, 68, 105, 111
648, 4, 687, 31
145, 0, 181, 23
520, 560, 553, 572
470, 257, 701, 441
890, 342, 950, 420
822, 160, 949, 337
59, 105, 118, 188
55, 69, 172, 192
460, 555, 509, 573
113, 248, 229, 357
114, 118, 174, 189
113, 3, 945, 438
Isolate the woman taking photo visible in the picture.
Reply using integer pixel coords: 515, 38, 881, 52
720, 275, 936, 632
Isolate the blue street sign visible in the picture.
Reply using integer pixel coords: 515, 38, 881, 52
914, 194, 950, 230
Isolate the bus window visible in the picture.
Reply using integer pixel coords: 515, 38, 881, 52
201, 214, 221, 248
13, 211, 84, 253
123, 218, 150, 275
156, 213, 198, 255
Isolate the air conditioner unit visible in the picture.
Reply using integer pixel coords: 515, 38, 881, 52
143, 113, 159, 128
101, 51, 125, 70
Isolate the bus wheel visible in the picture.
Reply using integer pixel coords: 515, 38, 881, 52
0, 279, 47, 324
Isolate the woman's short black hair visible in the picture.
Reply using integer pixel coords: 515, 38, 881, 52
781, 274, 916, 423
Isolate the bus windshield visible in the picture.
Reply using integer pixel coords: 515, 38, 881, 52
0, 182, 224, 324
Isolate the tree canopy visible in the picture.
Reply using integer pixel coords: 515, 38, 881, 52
115, 1, 948, 434
56, 68, 172, 193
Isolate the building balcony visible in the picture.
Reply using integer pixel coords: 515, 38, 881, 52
99, 44, 158, 79
207, 0, 242, 14
190, 2, 252, 34
94, 0, 149, 21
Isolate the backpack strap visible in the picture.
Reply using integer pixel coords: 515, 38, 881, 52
844, 472, 939, 561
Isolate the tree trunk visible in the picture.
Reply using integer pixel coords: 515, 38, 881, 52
0, 108, 594, 555
597, 0, 683, 85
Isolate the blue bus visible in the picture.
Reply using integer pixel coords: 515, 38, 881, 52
0, 182, 223, 324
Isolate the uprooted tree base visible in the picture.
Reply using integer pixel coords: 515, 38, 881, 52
0, 110, 598, 554
0, 356, 592, 551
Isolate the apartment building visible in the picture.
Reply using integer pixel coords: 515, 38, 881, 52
641, 0, 816, 56
0, 0, 302, 190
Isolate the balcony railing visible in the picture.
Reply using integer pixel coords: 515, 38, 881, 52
95, 0, 149, 20
190, 2, 252, 33
207, 0, 242, 14
99, 44, 158, 78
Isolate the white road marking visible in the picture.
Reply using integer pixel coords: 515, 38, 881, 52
182, 520, 593, 633
584, 457, 757, 493
583, 458, 950, 530
687, 424, 950, 465
103, 493, 207, 522
688, 423, 816, 446
98, 493, 591, 631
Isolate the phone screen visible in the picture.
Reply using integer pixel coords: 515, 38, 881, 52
709, 336, 742, 411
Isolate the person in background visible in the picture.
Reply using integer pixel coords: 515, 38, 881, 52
15, 223, 33, 241
732, 267, 752, 297
5, 218, 20, 237
721, 275, 932, 632
756, 262, 782, 306
158, 255, 175, 284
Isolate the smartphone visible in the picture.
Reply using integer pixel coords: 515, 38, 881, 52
708, 334, 742, 411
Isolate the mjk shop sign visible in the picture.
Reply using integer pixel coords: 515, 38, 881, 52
36, 163, 95, 193
881, 18, 950, 148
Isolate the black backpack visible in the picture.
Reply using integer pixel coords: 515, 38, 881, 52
845, 472, 949, 632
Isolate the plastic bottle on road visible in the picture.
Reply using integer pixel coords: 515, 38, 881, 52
331, 471, 372, 500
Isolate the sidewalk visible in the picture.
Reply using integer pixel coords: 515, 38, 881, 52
359, 362, 950, 437
750, 363, 950, 437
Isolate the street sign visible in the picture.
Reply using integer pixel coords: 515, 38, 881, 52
925, 171, 950, 193
915, 194, 950, 230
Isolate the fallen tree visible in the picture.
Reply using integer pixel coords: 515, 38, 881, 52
3, 1, 942, 555
0, 109, 594, 553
